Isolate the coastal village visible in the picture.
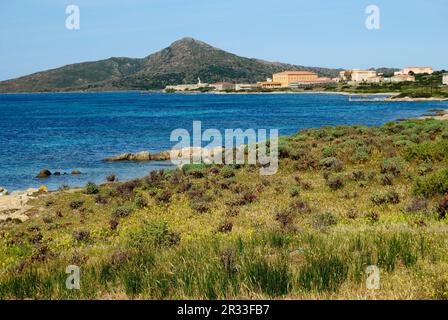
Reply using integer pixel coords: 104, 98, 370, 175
166, 66, 448, 92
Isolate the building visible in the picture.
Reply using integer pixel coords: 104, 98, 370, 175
395, 67, 433, 75
257, 81, 282, 89
349, 69, 378, 82
443, 74, 448, 86
209, 82, 235, 91
235, 83, 260, 91
390, 74, 416, 82
273, 71, 319, 87
165, 78, 209, 91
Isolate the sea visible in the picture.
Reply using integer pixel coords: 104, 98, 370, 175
1, 91, 447, 191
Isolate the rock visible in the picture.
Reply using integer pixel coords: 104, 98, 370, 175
36, 169, 52, 178
71, 170, 81, 175
104, 151, 152, 162
53, 171, 61, 176
0, 187, 8, 196
38, 185, 48, 193
26, 188, 39, 196
106, 174, 116, 182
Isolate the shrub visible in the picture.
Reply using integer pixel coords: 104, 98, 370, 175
116, 179, 141, 200
314, 211, 338, 228
322, 145, 337, 158
289, 199, 312, 214
320, 157, 343, 172
217, 221, 233, 233
190, 200, 210, 214
326, 174, 344, 190
351, 146, 370, 163
155, 190, 172, 204
94, 194, 109, 204
405, 140, 448, 162
380, 157, 404, 176
437, 193, 448, 220
413, 168, 448, 197
84, 182, 99, 195
351, 170, 365, 181
406, 198, 428, 213
416, 161, 433, 175
275, 208, 296, 230
380, 174, 394, 186
289, 186, 300, 197
73, 230, 90, 242
220, 166, 235, 178
134, 194, 148, 208
69, 200, 84, 210
181, 163, 206, 176
371, 191, 400, 205
112, 205, 133, 219
129, 221, 180, 248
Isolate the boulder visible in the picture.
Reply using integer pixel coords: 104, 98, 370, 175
0, 187, 8, 196
53, 171, 61, 176
36, 169, 52, 178
104, 151, 152, 162
71, 170, 81, 175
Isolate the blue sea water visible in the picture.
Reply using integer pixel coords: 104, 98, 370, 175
0, 91, 447, 191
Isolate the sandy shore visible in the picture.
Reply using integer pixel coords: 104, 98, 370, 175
0, 188, 40, 222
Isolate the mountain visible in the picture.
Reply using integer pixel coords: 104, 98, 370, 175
0, 37, 343, 93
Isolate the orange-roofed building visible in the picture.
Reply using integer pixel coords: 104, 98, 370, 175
273, 71, 319, 86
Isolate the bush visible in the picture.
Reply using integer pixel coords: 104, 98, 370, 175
380, 157, 404, 176
289, 186, 300, 197
134, 194, 148, 208
155, 190, 172, 204
320, 157, 343, 172
351, 146, 370, 163
84, 182, 99, 195
220, 166, 235, 179
314, 211, 338, 228
371, 191, 400, 205
129, 221, 180, 248
69, 200, 84, 210
413, 168, 448, 197
326, 174, 344, 190
112, 205, 133, 219
405, 140, 448, 162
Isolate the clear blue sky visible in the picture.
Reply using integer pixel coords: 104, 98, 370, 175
1, 0, 447, 81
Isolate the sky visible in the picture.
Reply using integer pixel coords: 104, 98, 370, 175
1, 0, 447, 81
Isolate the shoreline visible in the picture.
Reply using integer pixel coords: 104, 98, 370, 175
2, 89, 448, 102
1, 108, 447, 220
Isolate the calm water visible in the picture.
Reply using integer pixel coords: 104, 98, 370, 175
1, 92, 446, 191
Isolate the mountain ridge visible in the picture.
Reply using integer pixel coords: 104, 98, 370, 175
0, 37, 352, 92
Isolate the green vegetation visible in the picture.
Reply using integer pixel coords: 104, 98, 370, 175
1, 119, 448, 299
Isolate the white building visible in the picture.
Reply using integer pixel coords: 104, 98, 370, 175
209, 82, 235, 91
443, 74, 448, 86
395, 67, 433, 75
235, 83, 260, 91
165, 78, 209, 91
342, 69, 378, 82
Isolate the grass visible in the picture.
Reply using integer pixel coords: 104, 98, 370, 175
0, 118, 448, 299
